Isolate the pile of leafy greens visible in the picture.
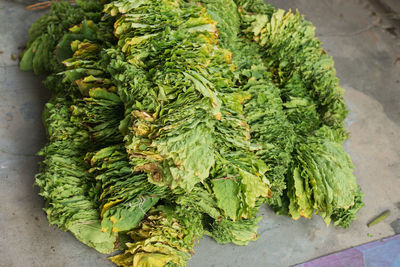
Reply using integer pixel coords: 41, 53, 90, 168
21, 0, 364, 266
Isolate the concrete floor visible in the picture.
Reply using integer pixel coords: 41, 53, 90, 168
0, 0, 399, 266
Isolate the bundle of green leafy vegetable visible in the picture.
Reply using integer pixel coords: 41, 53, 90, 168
21, 0, 363, 266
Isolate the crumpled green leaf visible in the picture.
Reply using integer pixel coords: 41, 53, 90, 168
36, 96, 118, 254
110, 206, 203, 267
287, 127, 363, 225
208, 217, 261, 246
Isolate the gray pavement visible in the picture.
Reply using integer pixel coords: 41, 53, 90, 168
0, 0, 399, 266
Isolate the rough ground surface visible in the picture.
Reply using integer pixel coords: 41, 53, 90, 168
0, 0, 399, 266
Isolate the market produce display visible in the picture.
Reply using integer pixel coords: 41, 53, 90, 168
21, 0, 364, 266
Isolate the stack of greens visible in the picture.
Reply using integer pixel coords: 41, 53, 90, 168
21, 0, 364, 266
